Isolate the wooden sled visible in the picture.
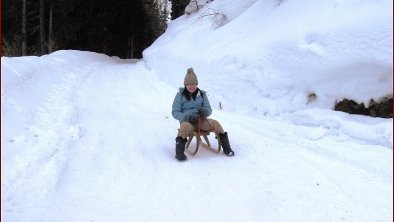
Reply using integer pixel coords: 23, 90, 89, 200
185, 131, 221, 155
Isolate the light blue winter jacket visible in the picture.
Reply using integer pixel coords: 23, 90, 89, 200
172, 87, 212, 123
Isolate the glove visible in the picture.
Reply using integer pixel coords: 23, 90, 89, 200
198, 108, 209, 118
187, 113, 198, 125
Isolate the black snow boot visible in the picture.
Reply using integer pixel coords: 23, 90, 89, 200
175, 136, 187, 161
219, 132, 234, 157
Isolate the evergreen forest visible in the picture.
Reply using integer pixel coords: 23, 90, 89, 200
2, 0, 191, 58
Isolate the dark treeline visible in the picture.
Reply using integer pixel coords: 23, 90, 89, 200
2, 0, 191, 58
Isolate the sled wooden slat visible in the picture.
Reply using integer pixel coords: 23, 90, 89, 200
186, 131, 221, 156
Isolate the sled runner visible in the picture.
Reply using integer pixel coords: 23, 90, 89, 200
185, 131, 221, 155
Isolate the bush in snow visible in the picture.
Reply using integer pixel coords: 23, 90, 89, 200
193, 8, 228, 29
185, 0, 214, 15
334, 97, 393, 118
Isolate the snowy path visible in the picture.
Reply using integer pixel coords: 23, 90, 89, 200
3, 0, 393, 219
2, 57, 392, 222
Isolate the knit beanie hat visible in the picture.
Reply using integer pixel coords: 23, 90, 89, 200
184, 68, 198, 86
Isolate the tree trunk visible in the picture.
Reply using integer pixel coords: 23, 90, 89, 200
40, 0, 45, 54
22, 0, 27, 55
48, 3, 53, 53
128, 35, 134, 58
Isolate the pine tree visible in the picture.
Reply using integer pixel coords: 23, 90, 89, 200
171, 0, 190, 19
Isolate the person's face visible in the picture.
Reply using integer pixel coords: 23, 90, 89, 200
186, 84, 197, 93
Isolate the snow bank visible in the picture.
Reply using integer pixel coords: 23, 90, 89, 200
143, 0, 393, 115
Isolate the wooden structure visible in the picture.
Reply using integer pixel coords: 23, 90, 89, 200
185, 131, 221, 155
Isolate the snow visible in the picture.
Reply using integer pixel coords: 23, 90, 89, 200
1, 0, 393, 221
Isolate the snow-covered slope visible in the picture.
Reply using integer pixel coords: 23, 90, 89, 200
2, 0, 392, 221
2, 51, 392, 222
144, 0, 392, 114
